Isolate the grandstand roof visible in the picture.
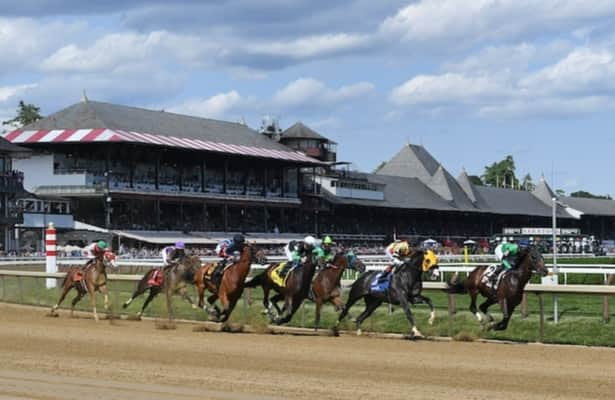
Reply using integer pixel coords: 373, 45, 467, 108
3, 101, 321, 164
560, 196, 615, 216
0, 137, 31, 156
330, 143, 580, 218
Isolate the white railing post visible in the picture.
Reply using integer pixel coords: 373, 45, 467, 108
45, 222, 57, 289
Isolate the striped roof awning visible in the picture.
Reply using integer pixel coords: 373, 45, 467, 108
3, 129, 321, 164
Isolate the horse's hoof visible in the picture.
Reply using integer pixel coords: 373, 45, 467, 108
356, 329, 362, 336
261, 309, 269, 315
411, 327, 424, 338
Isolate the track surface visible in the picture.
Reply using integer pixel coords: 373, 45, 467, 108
0, 304, 613, 400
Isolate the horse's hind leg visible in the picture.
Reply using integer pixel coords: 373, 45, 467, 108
69, 291, 85, 318
124, 280, 149, 309
469, 289, 483, 322
335, 289, 363, 327
397, 290, 422, 337
270, 293, 284, 316
413, 294, 436, 325
51, 284, 72, 314
354, 297, 382, 335
138, 289, 159, 318
314, 297, 323, 331
99, 284, 110, 311
179, 286, 197, 310
479, 297, 497, 323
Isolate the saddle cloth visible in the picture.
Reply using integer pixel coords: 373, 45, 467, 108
147, 268, 164, 287
482, 264, 507, 290
271, 262, 298, 287
72, 270, 85, 282
369, 272, 391, 294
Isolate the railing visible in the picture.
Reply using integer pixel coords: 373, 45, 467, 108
0, 269, 613, 343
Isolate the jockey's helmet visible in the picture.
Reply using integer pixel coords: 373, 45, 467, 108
233, 234, 245, 244
97, 240, 108, 250
175, 241, 185, 249
304, 236, 317, 246
323, 236, 334, 245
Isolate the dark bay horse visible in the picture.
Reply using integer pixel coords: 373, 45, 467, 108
51, 251, 118, 321
446, 246, 548, 330
245, 253, 317, 325
336, 249, 440, 338
194, 244, 266, 322
311, 252, 365, 331
122, 255, 201, 319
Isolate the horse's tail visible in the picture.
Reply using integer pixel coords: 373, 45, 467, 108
245, 271, 266, 288
444, 279, 467, 294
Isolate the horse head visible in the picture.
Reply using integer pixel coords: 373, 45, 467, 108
253, 247, 268, 265
522, 246, 548, 277
345, 251, 366, 273
408, 249, 440, 280
103, 250, 118, 269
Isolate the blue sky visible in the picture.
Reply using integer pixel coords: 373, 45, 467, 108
1, 0, 614, 195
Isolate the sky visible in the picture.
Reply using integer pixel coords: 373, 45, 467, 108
1, 0, 615, 196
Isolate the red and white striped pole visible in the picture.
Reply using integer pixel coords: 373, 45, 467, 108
45, 222, 57, 289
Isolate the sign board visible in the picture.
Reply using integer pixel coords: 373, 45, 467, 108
503, 227, 580, 236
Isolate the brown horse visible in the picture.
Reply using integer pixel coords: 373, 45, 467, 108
311, 251, 365, 331
51, 250, 118, 321
245, 252, 317, 325
122, 255, 200, 319
162, 254, 201, 321
446, 246, 548, 330
194, 244, 266, 323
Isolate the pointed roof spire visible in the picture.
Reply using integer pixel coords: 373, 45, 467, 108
532, 176, 556, 206
457, 168, 478, 204
81, 89, 88, 104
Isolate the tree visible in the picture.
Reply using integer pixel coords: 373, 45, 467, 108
521, 173, 535, 191
570, 190, 612, 200
555, 189, 566, 197
482, 155, 519, 188
468, 175, 484, 186
2, 100, 43, 128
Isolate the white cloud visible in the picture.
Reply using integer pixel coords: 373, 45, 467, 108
0, 18, 85, 74
381, 0, 615, 47
273, 78, 374, 110
390, 44, 615, 118
0, 83, 38, 102
168, 91, 248, 119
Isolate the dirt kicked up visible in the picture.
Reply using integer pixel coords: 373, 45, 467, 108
0, 303, 613, 400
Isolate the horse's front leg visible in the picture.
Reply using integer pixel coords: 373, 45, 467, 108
179, 286, 197, 310
89, 283, 98, 322
99, 284, 110, 311
397, 290, 421, 337
479, 297, 497, 328
492, 297, 514, 331
412, 294, 435, 325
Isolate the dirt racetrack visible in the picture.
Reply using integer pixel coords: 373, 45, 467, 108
0, 303, 613, 400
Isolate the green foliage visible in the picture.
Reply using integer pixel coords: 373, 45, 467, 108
570, 190, 612, 200
482, 155, 518, 188
2, 100, 43, 128
468, 175, 484, 186
555, 189, 566, 197
521, 173, 535, 191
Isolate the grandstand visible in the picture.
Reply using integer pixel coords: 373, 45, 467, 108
3, 98, 615, 249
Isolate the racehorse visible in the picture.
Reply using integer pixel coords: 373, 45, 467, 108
336, 249, 440, 338
51, 250, 118, 321
446, 246, 548, 331
122, 255, 201, 319
194, 244, 266, 323
244, 252, 318, 325
311, 251, 365, 331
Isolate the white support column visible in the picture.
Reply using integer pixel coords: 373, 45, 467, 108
45, 222, 57, 289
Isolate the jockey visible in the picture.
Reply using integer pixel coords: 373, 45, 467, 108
316, 235, 336, 266
161, 242, 186, 269
83, 240, 108, 265
212, 234, 245, 286
486, 241, 520, 289
383, 239, 412, 274
280, 235, 317, 276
